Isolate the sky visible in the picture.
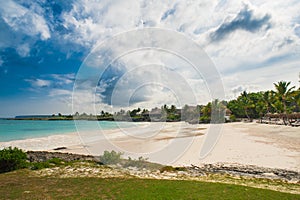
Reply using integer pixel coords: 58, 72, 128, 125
0, 0, 299, 117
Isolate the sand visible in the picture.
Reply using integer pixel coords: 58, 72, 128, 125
0, 122, 299, 171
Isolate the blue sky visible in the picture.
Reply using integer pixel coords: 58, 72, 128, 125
0, 0, 299, 117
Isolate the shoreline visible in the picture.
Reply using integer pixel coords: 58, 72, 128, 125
1, 122, 299, 172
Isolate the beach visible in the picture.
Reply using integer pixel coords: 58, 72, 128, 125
1, 122, 299, 171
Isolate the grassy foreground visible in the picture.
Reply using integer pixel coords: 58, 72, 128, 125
0, 170, 299, 200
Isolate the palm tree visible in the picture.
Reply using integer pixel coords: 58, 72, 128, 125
292, 88, 300, 111
262, 91, 276, 114
273, 81, 295, 125
240, 91, 252, 121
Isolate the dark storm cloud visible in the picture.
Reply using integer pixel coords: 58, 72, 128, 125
210, 5, 271, 42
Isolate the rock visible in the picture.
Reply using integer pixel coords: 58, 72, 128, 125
53, 147, 67, 150
26, 151, 98, 163
187, 163, 300, 182
27, 151, 300, 183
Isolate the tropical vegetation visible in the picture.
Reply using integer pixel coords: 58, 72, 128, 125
11, 80, 299, 125
227, 81, 299, 125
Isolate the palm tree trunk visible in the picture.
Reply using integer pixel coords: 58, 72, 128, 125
244, 108, 250, 121
283, 101, 289, 126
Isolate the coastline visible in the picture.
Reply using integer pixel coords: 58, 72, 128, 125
0, 122, 299, 172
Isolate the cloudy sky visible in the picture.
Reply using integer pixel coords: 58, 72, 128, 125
0, 0, 299, 117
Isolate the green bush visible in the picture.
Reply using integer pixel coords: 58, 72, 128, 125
48, 158, 64, 165
30, 158, 65, 170
99, 150, 123, 165
0, 147, 27, 173
229, 114, 237, 122
199, 116, 210, 123
123, 156, 149, 169
30, 162, 51, 170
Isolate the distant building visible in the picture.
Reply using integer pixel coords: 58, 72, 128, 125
149, 108, 163, 121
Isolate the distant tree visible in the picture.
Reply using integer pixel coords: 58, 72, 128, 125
273, 81, 295, 125
227, 99, 244, 118
239, 91, 252, 120
292, 88, 300, 112
130, 108, 141, 118
141, 109, 148, 114
170, 105, 176, 113
200, 102, 211, 123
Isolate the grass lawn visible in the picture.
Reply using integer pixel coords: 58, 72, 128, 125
0, 170, 299, 200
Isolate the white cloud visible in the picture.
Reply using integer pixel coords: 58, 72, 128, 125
49, 73, 75, 85
0, 0, 50, 40
66, 0, 300, 110
1, 0, 300, 114
24, 74, 76, 101
61, 2, 299, 61
49, 89, 73, 97
23, 75, 75, 113
16, 43, 30, 57
24, 0, 300, 98
72, 89, 101, 114
25, 78, 51, 88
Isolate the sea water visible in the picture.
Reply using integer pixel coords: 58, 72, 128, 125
0, 120, 133, 142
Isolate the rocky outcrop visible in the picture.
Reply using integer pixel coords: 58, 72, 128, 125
188, 163, 300, 182
26, 151, 98, 163
26, 151, 300, 183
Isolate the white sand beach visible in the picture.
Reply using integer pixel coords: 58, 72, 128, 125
1, 122, 299, 171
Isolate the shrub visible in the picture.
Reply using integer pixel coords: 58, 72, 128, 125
123, 156, 149, 169
229, 114, 236, 122
0, 147, 27, 173
48, 158, 64, 165
99, 150, 123, 165
30, 158, 65, 170
199, 116, 210, 123
30, 162, 51, 170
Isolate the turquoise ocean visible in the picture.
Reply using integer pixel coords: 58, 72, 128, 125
0, 120, 133, 142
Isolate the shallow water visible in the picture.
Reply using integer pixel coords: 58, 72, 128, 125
0, 120, 133, 142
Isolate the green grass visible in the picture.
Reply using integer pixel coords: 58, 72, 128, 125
0, 170, 299, 200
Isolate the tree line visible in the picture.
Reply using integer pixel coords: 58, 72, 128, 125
227, 81, 299, 125
18, 81, 298, 125
94, 81, 299, 125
